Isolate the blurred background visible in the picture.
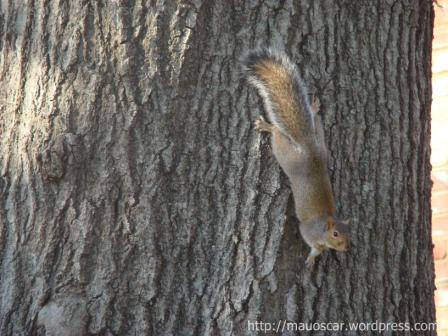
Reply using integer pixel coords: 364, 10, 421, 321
432, 1, 448, 334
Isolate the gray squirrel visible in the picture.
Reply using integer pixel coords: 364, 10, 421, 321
243, 48, 350, 267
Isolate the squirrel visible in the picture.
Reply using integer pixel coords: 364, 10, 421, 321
242, 48, 350, 267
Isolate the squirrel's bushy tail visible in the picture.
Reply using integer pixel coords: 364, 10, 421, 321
242, 48, 314, 145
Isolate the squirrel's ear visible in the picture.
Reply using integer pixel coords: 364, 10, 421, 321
326, 217, 335, 231
341, 218, 355, 226
341, 219, 351, 226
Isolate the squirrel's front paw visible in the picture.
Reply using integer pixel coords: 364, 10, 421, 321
305, 255, 316, 268
254, 116, 273, 133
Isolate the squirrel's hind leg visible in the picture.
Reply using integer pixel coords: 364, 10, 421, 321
254, 116, 274, 133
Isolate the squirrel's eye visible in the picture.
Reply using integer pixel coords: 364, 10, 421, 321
333, 231, 339, 238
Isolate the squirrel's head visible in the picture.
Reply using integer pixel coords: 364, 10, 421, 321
323, 217, 350, 252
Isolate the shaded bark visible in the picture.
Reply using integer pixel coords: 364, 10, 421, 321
0, 1, 434, 335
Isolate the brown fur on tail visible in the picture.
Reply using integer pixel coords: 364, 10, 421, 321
243, 48, 314, 145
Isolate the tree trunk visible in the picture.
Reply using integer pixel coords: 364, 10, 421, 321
0, 1, 435, 335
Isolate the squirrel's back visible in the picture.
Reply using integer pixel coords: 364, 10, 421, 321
242, 48, 314, 145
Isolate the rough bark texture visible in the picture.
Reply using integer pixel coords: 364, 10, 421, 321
0, 1, 435, 335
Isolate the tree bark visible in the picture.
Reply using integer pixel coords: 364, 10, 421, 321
0, 1, 435, 335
